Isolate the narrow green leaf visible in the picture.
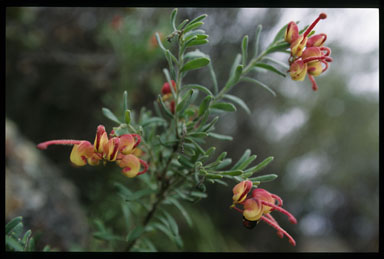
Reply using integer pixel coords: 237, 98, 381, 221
126, 225, 144, 243
198, 95, 213, 116
211, 102, 237, 112
186, 14, 207, 27
177, 19, 190, 30
165, 197, 193, 227
125, 188, 156, 201
176, 89, 194, 114
249, 174, 278, 182
183, 21, 204, 33
170, 8, 178, 31
6, 216, 23, 235
190, 191, 208, 198
123, 91, 128, 111
180, 57, 210, 72
242, 77, 276, 97
205, 173, 224, 179
22, 230, 32, 246
254, 63, 286, 77
236, 154, 258, 170
243, 156, 274, 176
183, 84, 213, 96
208, 62, 218, 94
241, 35, 248, 66
185, 38, 209, 47
223, 94, 251, 114
224, 64, 243, 91
102, 107, 122, 124
272, 23, 289, 43
219, 170, 244, 176
183, 49, 208, 60
157, 95, 174, 119
261, 56, 290, 70
162, 211, 179, 236
254, 24, 262, 58
178, 155, 195, 168
124, 109, 131, 124
231, 149, 251, 170
201, 116, 219, 132
208, 132, 233, 141
141, 117, 167, 127
188, 132, 208, 138
163, 68, 176, 97
185, 137, 205, 154
155, 32, 166, 52
264, 41, 290, 55
216, 158, 232, 170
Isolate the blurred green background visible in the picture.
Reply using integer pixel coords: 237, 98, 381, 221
5, 7, 379, 252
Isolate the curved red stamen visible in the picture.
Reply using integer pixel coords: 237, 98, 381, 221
260, 216, 296, 246
131, 134, 141, 149
320, 46, 331, 56
321, 60, 329, 72
302, 55, 328, 64
308, 74, 318, 91
232, 205, 244, 213
137, 159, 149, 176
265, 213, 284, 238
271, 194, 283, 207
303, 13, 327, 39
37, 139, 83, 150
261, 201, 297, 224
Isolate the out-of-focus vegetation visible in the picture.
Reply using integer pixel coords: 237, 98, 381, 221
6, 7, 379, 252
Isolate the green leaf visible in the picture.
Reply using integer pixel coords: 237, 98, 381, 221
6, 236, 24, 251
183, 84, 213, 97
163, 68, 176, 97
254, 24, 262, 58
162, 210, 179, 236
152, 222, 183, 248
223, 94, 251, 114
178, 155, 195, 168
211, 102, 237, 112
219, 170, 244, 176
180, 57, 210, 72
205, 173, 223, 179
183, 21, 204, 34
177, 19, 190, 30
6, 216, 23, 235
186, 14, 207, 27
123, 90, 128, 111
188, 132, 208, 138
183, 49, 208, 60
208, 62, 218, 94
157, 95, 174, 119
170, 8, 178, 31
125, 188, 156, 201
254, 62, 286, 77
141, 117, 167, 127
215, 158, 232, 170
176, 89, 194, 114
185, 38, 209, 47
155, 32, 167, 52
165, 197, 193, 227
249, 174, 278, 182
201, 116, 219, 132
185, 137, 205, 154
126, 225, 145, 243
198, 95, 213, 116
243, 156, 274, 177
22, 229, 32, 246
231, 149, 251, 170
272, 23, 289, 43
242, 77, 276, 97
241, 35, 248, 66
265, 41, 290, 55
102, 107, 122, 124
235, 154, 258, 170
124, 109, 131, 124
261, 56, 289, 70
208, 132, 233, 141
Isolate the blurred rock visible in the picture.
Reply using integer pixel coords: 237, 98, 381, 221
5, 118, 89, 251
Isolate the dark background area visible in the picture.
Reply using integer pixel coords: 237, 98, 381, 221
5, 7, 379, 252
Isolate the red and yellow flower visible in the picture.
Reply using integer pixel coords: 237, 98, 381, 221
230, 181, 297, 246
37, 125, 148, 178
285, 13, 333, 91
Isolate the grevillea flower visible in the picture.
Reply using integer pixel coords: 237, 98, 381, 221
285, 13, 333, 91
37, 125, 148, 178
230, 181, 297, 246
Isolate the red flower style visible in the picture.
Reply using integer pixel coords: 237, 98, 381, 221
231, 181, 297, 246
284, 13, 333, 91
37, 125, 148, 178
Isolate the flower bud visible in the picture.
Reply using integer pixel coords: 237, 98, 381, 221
290, 35, 307, 57
307, 33, 327, 47
161, 80, 176, 95
232, 180, 253, 204
94, 125, 109, 153
118, 154, 141, 178
289, 60, 307, 81
284, 21, 299, 44
243, 198, 263, 221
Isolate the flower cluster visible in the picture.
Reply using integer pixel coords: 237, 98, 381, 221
231, 180, 297, 246
285, 13, 333, 91
37, 125, 148, 178
161, 80, 177, 114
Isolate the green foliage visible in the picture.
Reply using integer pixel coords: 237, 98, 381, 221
6, 216, 51, 251
93, 8, 296, 251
